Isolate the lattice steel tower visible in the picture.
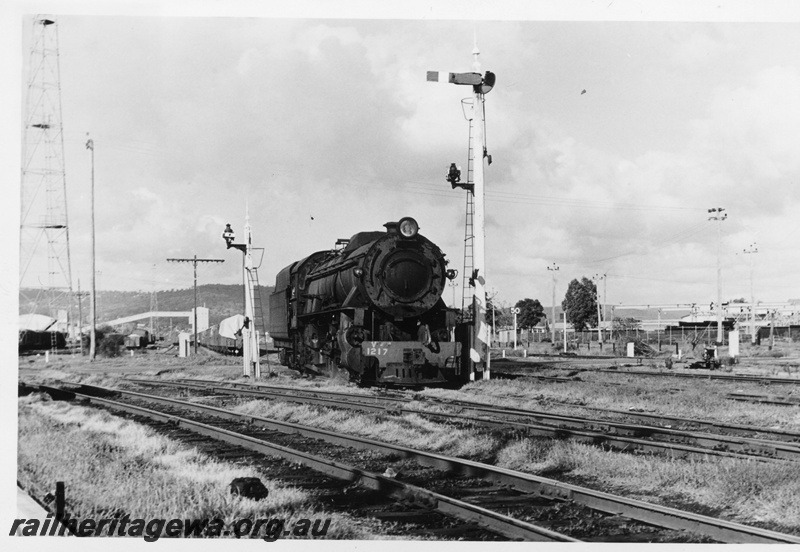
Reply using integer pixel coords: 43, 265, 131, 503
20, 16, 74, 330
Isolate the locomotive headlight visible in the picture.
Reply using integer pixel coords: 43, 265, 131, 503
398, 217, 419, 238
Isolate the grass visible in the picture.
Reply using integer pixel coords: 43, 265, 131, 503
17, 393, 388, 539
419, 376, 800, 432
231, 399, 498, 461
20, 351, 800, 536
493, 437, 800, 534
234, 394, 800, 534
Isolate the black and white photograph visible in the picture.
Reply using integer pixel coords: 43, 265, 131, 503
5, 0, 800, 546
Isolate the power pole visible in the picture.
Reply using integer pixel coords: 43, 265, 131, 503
87, 136, 97, 360
769, 310, 775, 351
602, 273, 608, 334
492, 301, 496, 347
75, 279, 88, 355
547, 263, 559, 344
657, 309, 662, 350
167, 256, 224, 355
708, 207, 727, 344
743, 243, 758, 345
593, 274, 604, 345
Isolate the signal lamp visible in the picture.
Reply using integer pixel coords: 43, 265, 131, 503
222, 224, 235, 247
446, 163, 461, 187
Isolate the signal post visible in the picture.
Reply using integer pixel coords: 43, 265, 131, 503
428, 45, 495, 381
223, 213, 262, 379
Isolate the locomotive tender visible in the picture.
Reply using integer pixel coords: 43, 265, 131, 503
268, 217, 471, 386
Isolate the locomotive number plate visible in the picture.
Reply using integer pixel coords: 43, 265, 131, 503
363, 341, 391, 356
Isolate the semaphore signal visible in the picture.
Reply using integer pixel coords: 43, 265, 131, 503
427, 44, 495, 382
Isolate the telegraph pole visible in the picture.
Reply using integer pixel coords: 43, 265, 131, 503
743, 243, 758, 345
167, 255, 224, 355
547, 263, 559, 343
708, 208, 727, 344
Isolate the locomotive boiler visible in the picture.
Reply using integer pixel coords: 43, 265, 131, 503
268, 217, 470, 386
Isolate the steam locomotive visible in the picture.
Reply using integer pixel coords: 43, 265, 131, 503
268, 217, 471, 386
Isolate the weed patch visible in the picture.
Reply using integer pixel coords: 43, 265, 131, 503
17, 395, 384, 539
495, 437, 800, 533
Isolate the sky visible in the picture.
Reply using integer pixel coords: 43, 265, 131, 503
4, 1, 800, 319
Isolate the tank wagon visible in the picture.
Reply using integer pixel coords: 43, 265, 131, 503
269, 217, 471, 386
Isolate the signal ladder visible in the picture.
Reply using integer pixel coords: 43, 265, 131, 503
460, 104, 476, 319
246, 267, 267, 339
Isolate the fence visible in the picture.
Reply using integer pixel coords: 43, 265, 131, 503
493, 325, 800, 350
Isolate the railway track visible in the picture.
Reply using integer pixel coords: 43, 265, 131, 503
29, 381, 800, 544
726, 392, 800, 407
125, 377, 800, 463
31, 382, 569, 542
493, 363, 800, 386
596, 368, 800, 385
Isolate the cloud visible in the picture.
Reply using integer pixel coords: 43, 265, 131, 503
688, 65, 800, 201
293, 24, 362, 61
15, 17, 799, 305
670, 30, 732, 71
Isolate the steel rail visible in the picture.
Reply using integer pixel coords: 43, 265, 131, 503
444, 396, 800, 444
726, 393, 800, 407
427, 400, 800, 461
35, 384, 574, 542
45, 382, 800, 544
571, 367, 800, 385
129, 378, 800, 460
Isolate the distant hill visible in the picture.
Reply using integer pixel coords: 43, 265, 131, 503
19, 284, 274, 331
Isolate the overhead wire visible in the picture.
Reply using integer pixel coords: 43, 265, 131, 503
583, 221, 710, 265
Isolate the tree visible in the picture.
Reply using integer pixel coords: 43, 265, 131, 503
515, 298, 545, 329
485, 295, 510, 329
561, 277, 598, 332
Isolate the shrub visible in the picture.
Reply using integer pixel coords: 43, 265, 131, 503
81, 326, 125, 357
97, 333, 125, 357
